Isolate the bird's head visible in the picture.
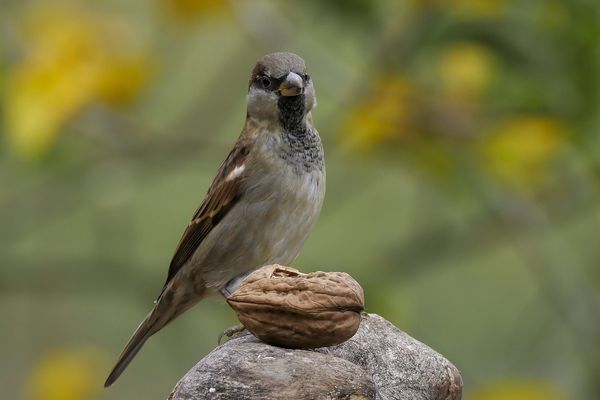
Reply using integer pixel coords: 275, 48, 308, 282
247, 52, 316, 129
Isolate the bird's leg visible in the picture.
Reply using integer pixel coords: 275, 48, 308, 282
219, 270, 254, 298
217, 271, 254, 344
218, 323, 247, 345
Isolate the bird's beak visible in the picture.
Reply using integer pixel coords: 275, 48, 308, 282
279, 72, 304, 97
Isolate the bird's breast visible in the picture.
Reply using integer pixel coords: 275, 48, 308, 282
193, 138, 325, 289
243, 157, 325, 264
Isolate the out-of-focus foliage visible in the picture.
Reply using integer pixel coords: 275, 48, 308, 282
342, 75, 416, 150
1, 0, 598, 399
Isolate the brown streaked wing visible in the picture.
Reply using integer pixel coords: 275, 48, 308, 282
161, 144, 249, 291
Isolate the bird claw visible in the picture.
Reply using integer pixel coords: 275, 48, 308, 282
218, 323, 246, 345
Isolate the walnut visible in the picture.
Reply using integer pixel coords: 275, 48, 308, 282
226, 265, 365, 349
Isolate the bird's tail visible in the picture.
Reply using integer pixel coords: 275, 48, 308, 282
104, 287, 201, 387
104, 309, 157, 387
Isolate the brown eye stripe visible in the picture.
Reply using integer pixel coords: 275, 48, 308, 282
250, 62, 266, 81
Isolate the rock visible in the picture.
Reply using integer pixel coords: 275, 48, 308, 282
169, 313, 462, 400
316, 314, 462, 400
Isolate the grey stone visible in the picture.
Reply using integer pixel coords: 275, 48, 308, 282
169, 313, 462, 400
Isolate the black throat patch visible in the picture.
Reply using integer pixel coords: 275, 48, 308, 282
277, 95, 324, 174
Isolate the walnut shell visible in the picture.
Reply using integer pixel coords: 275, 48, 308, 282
226, 265, 365, 349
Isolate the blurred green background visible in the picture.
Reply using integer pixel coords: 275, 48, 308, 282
1, 0, 599, 399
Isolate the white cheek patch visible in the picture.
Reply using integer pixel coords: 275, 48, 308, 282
226, 164, 246, 181
247, 88, 279, 120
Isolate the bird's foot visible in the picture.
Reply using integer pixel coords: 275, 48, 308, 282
218, 323, 246, 345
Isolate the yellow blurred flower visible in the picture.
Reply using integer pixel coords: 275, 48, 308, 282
163, 0, 230, 23
98, 57, 154, 106
480, 116, 567, 188
26, 347, 108, 400
471, 379, 564, 400
439, 42, 495, 101
340, 75, 416, 151
455, 0, 507, 18
4, 6, 153, 159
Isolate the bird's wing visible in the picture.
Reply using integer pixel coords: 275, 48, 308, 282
161, 142, 250, 291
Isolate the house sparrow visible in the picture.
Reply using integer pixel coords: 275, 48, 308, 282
105, 52, 325, 386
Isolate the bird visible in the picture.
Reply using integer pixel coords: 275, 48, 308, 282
104, 52, 325, 387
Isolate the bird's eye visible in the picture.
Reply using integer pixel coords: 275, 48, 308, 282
258, 76, 272, 89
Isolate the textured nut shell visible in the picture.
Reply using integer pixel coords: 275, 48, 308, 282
227, 265, 364, 349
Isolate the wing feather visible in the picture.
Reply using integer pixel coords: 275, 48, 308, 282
161, 144, 249, 290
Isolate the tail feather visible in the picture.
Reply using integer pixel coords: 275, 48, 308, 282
104, 311, 155, 387
104, 285, 204, 387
